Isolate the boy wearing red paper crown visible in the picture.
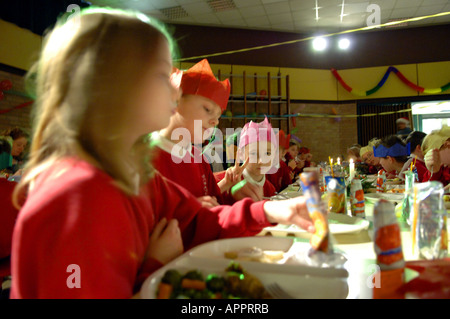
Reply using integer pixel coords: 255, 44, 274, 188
267, 130, 293, 193
149, 59, 253, 207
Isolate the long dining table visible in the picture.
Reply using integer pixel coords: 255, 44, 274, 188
257, 182, 450, 299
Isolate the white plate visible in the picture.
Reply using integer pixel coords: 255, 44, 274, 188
188, 237, 348, 278
259, 213, 370, 237
140, 237, 350, 299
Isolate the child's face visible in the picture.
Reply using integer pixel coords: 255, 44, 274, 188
133, 40, 179, 135
362, 151, 380, 165
288, 145, 298, 158
439, 140, 450, 165
305, 153, 312, 161
176, 94, 222, 143
379, 156, 396, 172
244, 142, 274, 176
12, 137, 27, 157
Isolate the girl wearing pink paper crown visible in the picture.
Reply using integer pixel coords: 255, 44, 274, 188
149, 59, 257, 207
232, 117, 278, 199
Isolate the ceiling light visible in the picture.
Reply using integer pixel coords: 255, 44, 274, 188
338, 38, 350, 50
312, 37, 327, 51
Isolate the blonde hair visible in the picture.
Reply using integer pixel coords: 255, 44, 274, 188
421, 125, 450, 156
14, 8, 177, 207
360, 138, 381, 157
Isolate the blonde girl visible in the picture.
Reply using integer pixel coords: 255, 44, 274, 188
11, 8, 183, 298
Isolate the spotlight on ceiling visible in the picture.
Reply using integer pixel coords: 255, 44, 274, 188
338, 38, 350, 50
312, 37, 327, 51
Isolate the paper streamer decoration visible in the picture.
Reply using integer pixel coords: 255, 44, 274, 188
332, 66, 450, 97
0, 101, 34, 114
0, 79, 34, 115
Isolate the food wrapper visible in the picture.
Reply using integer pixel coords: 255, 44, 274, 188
373, 199, 405, 271
349, 178, 365, 218
299, 171, 331, 253
411, 181, 448, 260
299, 172, 348, 268
376, 170, 386, 193
325, 176, 346, 214
401, 170, 415, 225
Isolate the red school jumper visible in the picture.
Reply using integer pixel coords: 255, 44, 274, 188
266, 159, 292, 193
214, 169, 277, 198
150, 132, 233, 204
10, 157, 272, 299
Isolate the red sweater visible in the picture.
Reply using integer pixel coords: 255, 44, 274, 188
214, 170, 276, 198
0, 178, 19, 272
151, 141, 228, 203
413, 158, 429, 183
266, 160, 292, 193
11, 158, 271, 299
423, 165, 450, 186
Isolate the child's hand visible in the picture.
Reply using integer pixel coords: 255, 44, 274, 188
425, 148, 441, 173
231, 179, 264, 202
145, 218, 183, 265
197, 196, 219, 208
263, 196, 314, 233
218, 157, 249, 193
287, 159, 296, 170
296, 159, 305, 169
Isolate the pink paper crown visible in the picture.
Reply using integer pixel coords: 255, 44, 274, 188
239, 117, 278, 149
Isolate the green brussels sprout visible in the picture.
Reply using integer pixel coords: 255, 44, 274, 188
182, 270, 204, 281
206, 275, 226, 292
161, 269, 182, 287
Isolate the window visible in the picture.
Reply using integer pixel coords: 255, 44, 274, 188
412, 100, 450, 134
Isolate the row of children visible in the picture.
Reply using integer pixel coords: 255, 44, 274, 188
357, 128, 450, 186
0, 8, 316, 299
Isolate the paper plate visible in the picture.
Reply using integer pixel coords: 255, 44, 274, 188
140, 237, 350, 299
259, 213, 370, 237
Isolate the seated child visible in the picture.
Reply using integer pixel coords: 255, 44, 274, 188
150, 59, 251, 207
266, 130, 292, 193
360, 138, 397, 177
400, 131, 427, 182
421, 125, 450, 186
298, 147, 311, 171
285, 141, 303, 181
347, 144, 362, 163
373, 135, 410, 180
231, 117, 277, 198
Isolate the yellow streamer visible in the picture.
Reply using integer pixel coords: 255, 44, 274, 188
423, 88, 442, 94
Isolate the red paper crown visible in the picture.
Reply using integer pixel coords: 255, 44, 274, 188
278, 130, 290, 149
179, 59, 230, 112
299, 147, 310, 154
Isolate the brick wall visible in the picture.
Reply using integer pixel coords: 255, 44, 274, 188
218, 101, 358, 164
288, 102, 357, 164
0, 70, 32, 134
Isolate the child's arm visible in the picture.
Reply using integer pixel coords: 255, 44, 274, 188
217, 157, 249, 193
144, 218, 183, 265
137, 218, 184, 288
